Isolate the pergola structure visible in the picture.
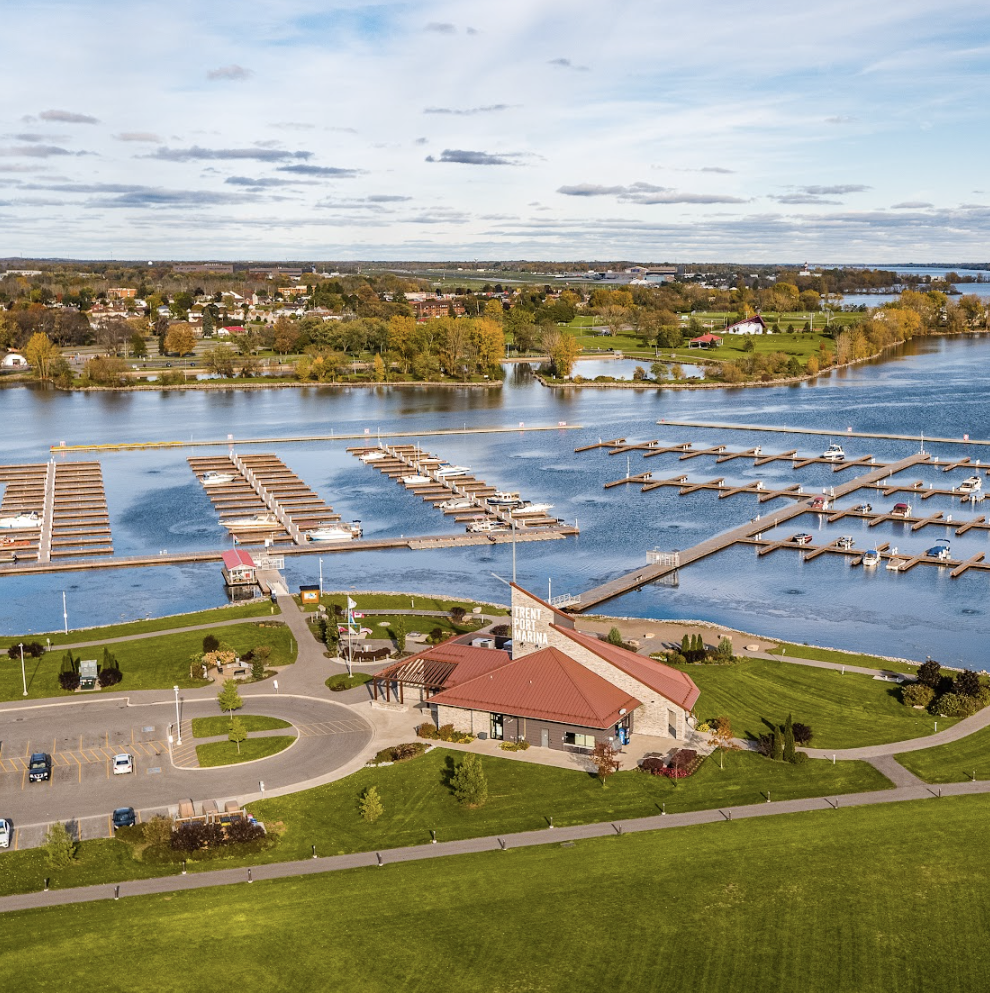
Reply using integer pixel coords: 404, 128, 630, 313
371, 654, 457, 704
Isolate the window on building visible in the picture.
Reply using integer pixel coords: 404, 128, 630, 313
563, 732, 596, 749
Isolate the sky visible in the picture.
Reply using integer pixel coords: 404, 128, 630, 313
3, 0, 990, 262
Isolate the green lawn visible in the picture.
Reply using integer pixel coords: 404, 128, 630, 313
295, 592, 507, 615
0, 622, 296, 701
894, 724, 990, 783
1, 600, 279, 650
196, 736, 296, 767
248, 747, 888, 859
191, 715, 291, 738
676, 657, 950, 748
769, 642, 918, 676
0, 747, 886, 897
326, 673, 373, 692
3, 796, 989, 992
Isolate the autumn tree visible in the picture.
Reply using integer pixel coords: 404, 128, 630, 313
164, 323, 196, 356
708, 715, 735, 768
590, 739, 621, 786
204, 344, 236, 378
541, 328, 580, 378
216, 678, 243, 720
24, 332, 60, 380
372, 353, 386, 382
83, 355, 128, 386
272, 317, 300, 354
360, 786, 384, 822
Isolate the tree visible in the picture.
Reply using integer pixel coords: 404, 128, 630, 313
590, 739, 622, 786
129, 332, 147, 358
680, 633, 691, 658
359, 786, 384, 822
164, 323, 196, 356
954, 669, 981, 698
83, 355, 128, 386
272, 317, 300, 354
204, 344, 236, 377
25, 332, 60, 380
392, 616, 406, 651
606, 627, 624, 646
650, 361, 668, 381
917, 659, 942, 689
228, 716, 247, 754
372, 353, 386, 382
541, 328, 580, 378
43, 822, 77, 868
203, 634, 220, 654
709, 715, 734, 768
217, 678, 243, 720
783, 713, 796, 763
451, 753, 488, 807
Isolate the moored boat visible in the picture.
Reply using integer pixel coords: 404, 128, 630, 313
958, 475, 982, 494
821, 443, 846, 463
201, 471, 237, 486
433, 465, 471, 478
487, 491, 522, 507
439, 497, 476, 510
468, 520, 509, 533
862, 548, 880, 567
510, 502, 554, 517
306, 526, 356, 542
400, 474, 432, 485
0, 511, 41, 529
221, 514, 281, 532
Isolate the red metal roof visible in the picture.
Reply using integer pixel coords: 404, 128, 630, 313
416, 642, 513, 687
221, 549, 256, 569
552, 625, 700, 711
690, 333, 722, 343
429, 646, 640, 729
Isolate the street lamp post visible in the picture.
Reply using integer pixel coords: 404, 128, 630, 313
19, 642, 27, 697
173, 685, 182, 743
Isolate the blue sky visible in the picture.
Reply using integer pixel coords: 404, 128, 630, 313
2, 0, 990, 261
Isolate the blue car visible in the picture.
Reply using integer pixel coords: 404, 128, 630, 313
112, 807, 136, 830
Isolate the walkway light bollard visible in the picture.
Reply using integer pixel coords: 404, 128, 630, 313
767, 791, 770, 803
376, 853, 383, 867
173, 686, 181, 744
312, 845, 317, 859
498, 838, 506, 851
182, 860, 186, 875
273, 679, 279, 695
19, 642, 27, 697
431, 830, 436, 844
248, 868, 253, 883
44, 878, 49, 892
548, 816, 554, 829
114, 885, 119, 901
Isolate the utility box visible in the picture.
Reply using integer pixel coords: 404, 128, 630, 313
470, 638, 496, 649
79, 659, 98, 690
300, 584, 320, 604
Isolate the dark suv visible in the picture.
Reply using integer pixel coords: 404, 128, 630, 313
28, 753, 52, 782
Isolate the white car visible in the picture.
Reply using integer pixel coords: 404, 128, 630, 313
0, 818, 11, 848
112, 753, 133, 775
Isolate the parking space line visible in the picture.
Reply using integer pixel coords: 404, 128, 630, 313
13, 829, 18, 851
20, 767, 26, 790
72, 752, 82, 784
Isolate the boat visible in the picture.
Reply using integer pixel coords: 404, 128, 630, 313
359, 450, 389, 463
958, 475, 982, 494
510, 503, 554, 517
862, 548, 880, 568
306, 526, 356, 542
399, 474, 432, 485
468, 520, 509, 533
201, 471, 236, 486
891, 502, 912, 517
487, 491, 522, 507
821, 443, 846, 463
439, 497, 476, 511
433, 465, 471, 478
792, 533, 813, 546
0, 511, 41, 529
885, 547, 906, 570
836, 536, 855, 550
220, 514, 281, 532
809, 496, 832, 511
926, 539, 952, 561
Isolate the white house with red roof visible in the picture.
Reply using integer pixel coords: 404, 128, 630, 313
725, 314, 768, 335
373, 584, 699, 752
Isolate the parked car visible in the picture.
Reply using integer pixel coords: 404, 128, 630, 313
28, 753, 51, 782
0, 818, 11, 848
111, 807, 136, 830
112, 753, 133, 775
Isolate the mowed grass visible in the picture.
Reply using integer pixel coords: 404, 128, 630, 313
0, 622, 296, 701
1, 600, 279, 649
296, 592, 507, 615
3, 796, 990, 992
895, 724, 990, 783
196, 736, 296, 767
248, 747, 889, 859
0, 747, 888, 897
769, 642, 918, 676
191, 716, 291, 737
676, 657, 952, 748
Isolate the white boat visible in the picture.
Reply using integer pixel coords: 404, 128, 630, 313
885, 547, 906, 571
821, 443, 846, 463
0, 511, 41, 529
468, 520, 508, 533
359, 450, 389, 463
201, 471, 236, 486
439, 497, 475, 510
510, 503, 554, 517
434, 465, 471, 478
958, 475, 982, 494
400, 474, 432, 485
487, 491, 522, 507
307, 526, 356, 542
862, 549, 880, 568
221, 514, 281, 532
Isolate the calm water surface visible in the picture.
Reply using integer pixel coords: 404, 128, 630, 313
3, 336, 990, 665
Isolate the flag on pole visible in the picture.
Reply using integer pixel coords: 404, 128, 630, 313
346, 597, 357, 609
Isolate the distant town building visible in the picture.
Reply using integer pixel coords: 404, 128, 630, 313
414, 298, 466, 320
107, 287, 137, 299
725, 315, 768, 335
172, 263, 235, 274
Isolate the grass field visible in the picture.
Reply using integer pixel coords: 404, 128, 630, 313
0, 747, 887, 897
769, 642, 918, 676
1, 600, 279, 650
196, 736, 296, 767
296, 592, 507, 615
191, 715, 291, 737
326, 673, 373, 691
0, 621, 296, 701
675, 657, 950, 748
2, 795, 988, 992
894, 725, 990, 783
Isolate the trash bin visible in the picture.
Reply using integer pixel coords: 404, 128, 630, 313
477, 732, 488, 740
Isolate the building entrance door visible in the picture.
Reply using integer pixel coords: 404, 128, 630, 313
490, 713, 504, 741
540, 728, 549, 748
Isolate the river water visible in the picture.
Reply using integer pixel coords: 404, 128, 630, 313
4, 335, 990, 665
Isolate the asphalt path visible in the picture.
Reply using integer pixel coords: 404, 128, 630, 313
0, 693, 372, 848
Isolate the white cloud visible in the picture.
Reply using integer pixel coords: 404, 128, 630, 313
207, 65, 253, 81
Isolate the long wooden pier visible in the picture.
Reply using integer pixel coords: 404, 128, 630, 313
569, 453, 929, 612
52, 423, 584, 454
